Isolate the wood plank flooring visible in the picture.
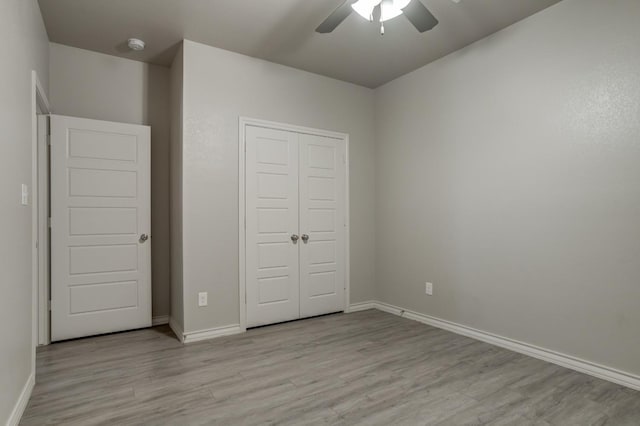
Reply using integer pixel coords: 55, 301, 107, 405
21, 310, 640, 425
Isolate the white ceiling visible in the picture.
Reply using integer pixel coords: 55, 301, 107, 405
38, 0, 563, 88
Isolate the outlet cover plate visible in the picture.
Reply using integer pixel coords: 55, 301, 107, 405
198, 292, 208, 307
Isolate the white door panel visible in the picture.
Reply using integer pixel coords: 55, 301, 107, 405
246, 126, 300, 327
51, 115, 151, 341
299, 134, 346, 318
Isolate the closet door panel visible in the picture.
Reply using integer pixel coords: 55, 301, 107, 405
245, 126, 300, 327
299, 134, 346, 318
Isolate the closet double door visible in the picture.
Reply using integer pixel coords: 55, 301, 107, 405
245, 125, 346, 328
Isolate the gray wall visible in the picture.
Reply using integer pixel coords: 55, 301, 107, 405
0, 0, 49, 422
180, 40, 376, 333
374, 0, 640, 376
49, 43, 172, 318
169, 45, 185, 330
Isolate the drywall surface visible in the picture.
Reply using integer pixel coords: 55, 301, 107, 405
0, 0, 49, 422
169, 46, 185, 329
375, 0, 640, 375
49, 43, 172, 318
181, 40, 376, 332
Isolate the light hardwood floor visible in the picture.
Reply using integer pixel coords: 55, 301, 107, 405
21, 310, 640, 425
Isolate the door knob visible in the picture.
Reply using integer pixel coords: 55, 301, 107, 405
291, 234, 299, 243
301, 234, 309, 243
140, 234, 149, 243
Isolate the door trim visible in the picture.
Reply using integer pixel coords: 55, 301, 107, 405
31, 70, 51, 351
238, 117, 350, 331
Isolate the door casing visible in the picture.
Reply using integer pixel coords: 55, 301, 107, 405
32, 71, 51, 347
238, 117, 350, 331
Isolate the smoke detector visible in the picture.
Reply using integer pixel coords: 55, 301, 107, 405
127, 38, 145, 51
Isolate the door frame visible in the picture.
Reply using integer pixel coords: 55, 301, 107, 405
31, 70, 51, 350
238, 117, 350, 331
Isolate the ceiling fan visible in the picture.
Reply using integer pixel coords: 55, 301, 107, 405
316, 0, 439, 35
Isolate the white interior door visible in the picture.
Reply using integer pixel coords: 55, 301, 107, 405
50, 115, 151, 341
245, 126, 300, 328
299, 134, 346, 318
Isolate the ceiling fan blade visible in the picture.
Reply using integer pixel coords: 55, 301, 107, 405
403, 0, 439, 32
316, 1, 355, 33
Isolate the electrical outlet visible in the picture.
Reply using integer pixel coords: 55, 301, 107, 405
425, 282, 433, 296
198, 292, 208, 307
21, 184, 29, 206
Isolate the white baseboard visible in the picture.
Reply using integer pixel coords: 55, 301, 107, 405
152, 315, 169, 326
348, 301, 640, 391
345, 301, 377, 313
7, 372, 35, 426
169, 317, 185, 343
183, 324, 243, 344
168, 317, 243, 344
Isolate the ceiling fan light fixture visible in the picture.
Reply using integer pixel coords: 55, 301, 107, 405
351, 0, 381, 21
379, 0, 402, 22
352, 0, 414, 23
381, 0, 413, 21
316, 0, 438, 35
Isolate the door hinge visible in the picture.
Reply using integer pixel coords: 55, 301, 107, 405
48, 300, 51, 311
35, 239, 38, 249
48, 217, 52, 228
47, 135, 51, 146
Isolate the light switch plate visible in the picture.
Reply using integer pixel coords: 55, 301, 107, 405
21, 184, 29, 206
198, 292, 208, 307
425, 282, 433, 296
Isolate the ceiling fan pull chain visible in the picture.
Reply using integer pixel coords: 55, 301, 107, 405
380, 21, 385, 35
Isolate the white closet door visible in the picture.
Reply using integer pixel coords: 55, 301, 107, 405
299, 134, 346, 318
50, 115, 151, 341
246, 126, 300, 327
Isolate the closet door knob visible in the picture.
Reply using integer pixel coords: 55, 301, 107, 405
140, 234, 149, 243
291, 234, 299, 243
301, 234, 309, 243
